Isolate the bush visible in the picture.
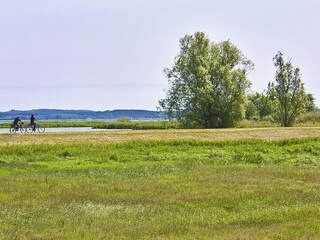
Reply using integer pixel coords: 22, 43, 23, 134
116, 117, 131, 123
296, 112, 320, 126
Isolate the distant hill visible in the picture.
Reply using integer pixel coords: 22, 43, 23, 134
0, 109, 164, 121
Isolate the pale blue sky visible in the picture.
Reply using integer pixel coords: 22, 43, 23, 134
0, 0, 319, 111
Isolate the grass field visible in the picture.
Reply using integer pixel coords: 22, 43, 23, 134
1, 128, 320, 239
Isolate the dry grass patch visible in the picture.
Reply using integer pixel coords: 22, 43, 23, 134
1, 127, 320, 146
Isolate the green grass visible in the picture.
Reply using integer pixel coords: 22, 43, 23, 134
1, 136, 320, 239
0, 120, 179, 130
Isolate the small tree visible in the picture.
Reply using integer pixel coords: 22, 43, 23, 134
246, 92, 273, 120
268, 52, 307, 127
305, 93, 317, 112
159, 32, 253, 128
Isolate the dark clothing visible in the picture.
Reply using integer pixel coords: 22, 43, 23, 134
13, 117, 22, 130
30, 115, 36, 131
30, 116, 36, 124
13, 117, 21, 125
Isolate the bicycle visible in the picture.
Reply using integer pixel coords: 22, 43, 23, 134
9, 122, 26, 133
26, 123, 46, 133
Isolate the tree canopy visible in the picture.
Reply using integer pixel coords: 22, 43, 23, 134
159, 32, 254, 128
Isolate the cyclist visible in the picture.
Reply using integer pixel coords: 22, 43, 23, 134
30, 114, 37, 131
13, 116, 23, 130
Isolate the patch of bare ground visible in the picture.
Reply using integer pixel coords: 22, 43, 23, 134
1, 127, 320, 146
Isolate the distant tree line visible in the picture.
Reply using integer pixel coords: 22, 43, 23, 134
0, 109, 162, 121
159, 32, 317, 128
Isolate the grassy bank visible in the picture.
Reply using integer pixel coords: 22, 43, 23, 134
0, 112, 319, 130
1, 129, 320, 239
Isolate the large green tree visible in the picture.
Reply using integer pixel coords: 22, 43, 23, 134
159, 32, 254, 128
268, 52, 307, 127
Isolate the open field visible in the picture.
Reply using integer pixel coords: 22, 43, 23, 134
1, 128, 320, 239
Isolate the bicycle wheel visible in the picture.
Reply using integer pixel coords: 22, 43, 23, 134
26, 125, 34, 133
20, 127, 26, 133
37, 125, 45, 133
9, 127, 17, 133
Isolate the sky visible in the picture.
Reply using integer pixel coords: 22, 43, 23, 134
0, 0, 319, 111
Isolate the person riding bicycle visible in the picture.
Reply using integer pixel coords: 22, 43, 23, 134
30, 114, 37, 131
13, 116, 23, 130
